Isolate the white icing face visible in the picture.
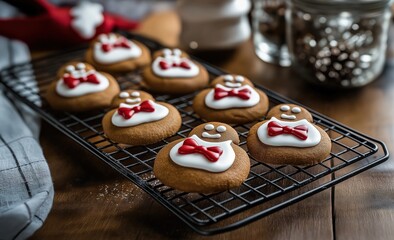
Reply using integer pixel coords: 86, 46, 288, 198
257, 117, 321, 147
56, 67, 109, 98
111, 100, 169, 127
279, 105, 303, 120
93, 34, 142, 64
152, 48, 199, 78
202, 124, 228, 139
205, 84, 260, 110
169, 135, 235, 173
70, 1, 104, 39
223, 75, 245, 88
119, 91, 142, 104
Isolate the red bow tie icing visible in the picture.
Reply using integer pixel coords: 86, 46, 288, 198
101, 38, 131, 52
118, 100, 155, 120
267, 121, 308, 140
214, 87, 251, 100
63, 73, 100, 89
159, 60, 191, 70
178, 138, 223, 162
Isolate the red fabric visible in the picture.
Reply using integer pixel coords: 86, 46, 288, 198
0, 0, 138, 49
214, 87, 251, 100
117, 100, 155, 120
267, 121, 309, 140
178, 138, 223, 162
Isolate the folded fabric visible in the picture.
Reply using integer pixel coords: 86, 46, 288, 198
0, 94, 54, 240
0, 2, 53, 239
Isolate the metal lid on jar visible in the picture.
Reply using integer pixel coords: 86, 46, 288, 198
291, 0, 392, 12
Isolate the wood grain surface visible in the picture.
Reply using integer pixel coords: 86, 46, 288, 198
31, 10, 393, 240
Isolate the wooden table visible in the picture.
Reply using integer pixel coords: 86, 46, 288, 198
32, 11, 394, 240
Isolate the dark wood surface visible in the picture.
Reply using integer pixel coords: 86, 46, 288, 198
32, 11, 394, 239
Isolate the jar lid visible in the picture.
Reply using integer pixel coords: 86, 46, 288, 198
292, 0, 392, 11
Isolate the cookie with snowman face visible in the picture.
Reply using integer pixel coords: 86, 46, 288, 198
46, 62, 120, 112
85, 33, 151, 72
102, 95, 181, 146
142, 48, 209, 94
193, 74, 269, 124
247, 104, 331, 166
110, 90, 154, 109
154, 122, 250, 193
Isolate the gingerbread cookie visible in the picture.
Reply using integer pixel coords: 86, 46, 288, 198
247, 104, 331, 166
45, 62, 120, 112
154, 122, 250, 193
142, 48, 209, 94
110, 90, 154, 109
102, 96, 181, 146
85, 33, 151, 72
193, 75, 269, 124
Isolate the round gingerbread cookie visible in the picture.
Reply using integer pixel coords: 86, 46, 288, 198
247, 104, 331, 166
102, 97, 181, 146
45, 62, 120, 112
142, 48, 209, 94
85, 33, 151, 73
110, 89, 154, 109
193, 74, 269, 124
154, 122, 250, 193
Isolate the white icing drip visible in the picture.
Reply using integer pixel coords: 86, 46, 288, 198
216, 126, 227, 133
280, 105, 290, 111
292, 107, 302, 113
93, 37, 142, 64
125, 98, 141, 104
70, 2, 104, 39
56, 72, 109, 98
235, 75, 245, 82
224, 82, 242, 88
202, 132, 221, 139
205, 84, 260, 110
169, 135, 235, 173
281, 114, 297, 120
111, 100, 169, 127
130, 91, 140, 97
151, 55, 199, 78
257, 117, 321, 147
119, 92, 129, 98
204, 124, 214, 131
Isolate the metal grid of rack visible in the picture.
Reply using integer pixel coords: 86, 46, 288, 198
0, 33, 388, 235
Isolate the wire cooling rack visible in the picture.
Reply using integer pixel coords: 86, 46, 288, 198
0, 33, 389, 235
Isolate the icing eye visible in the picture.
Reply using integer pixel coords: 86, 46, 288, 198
292, 107, 302, 113
65, 65, 75, 72
162, 48, 171, 56
204, 124, 215, 131
76, 63, 86, 70
119, 92, 129, 98
98, 34, 107, 42
173, 48, 182, 56
235, 75, 245, 82
130, 91, 140, 97
223, 75, 233, 81
280, 105, 290, 111
216, 125, 227, 133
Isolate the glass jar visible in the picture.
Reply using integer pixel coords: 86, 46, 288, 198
252, 0, 291, 67
286, 0, 392, 88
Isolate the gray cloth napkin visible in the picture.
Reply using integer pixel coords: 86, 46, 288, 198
0, 1, 54, 239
